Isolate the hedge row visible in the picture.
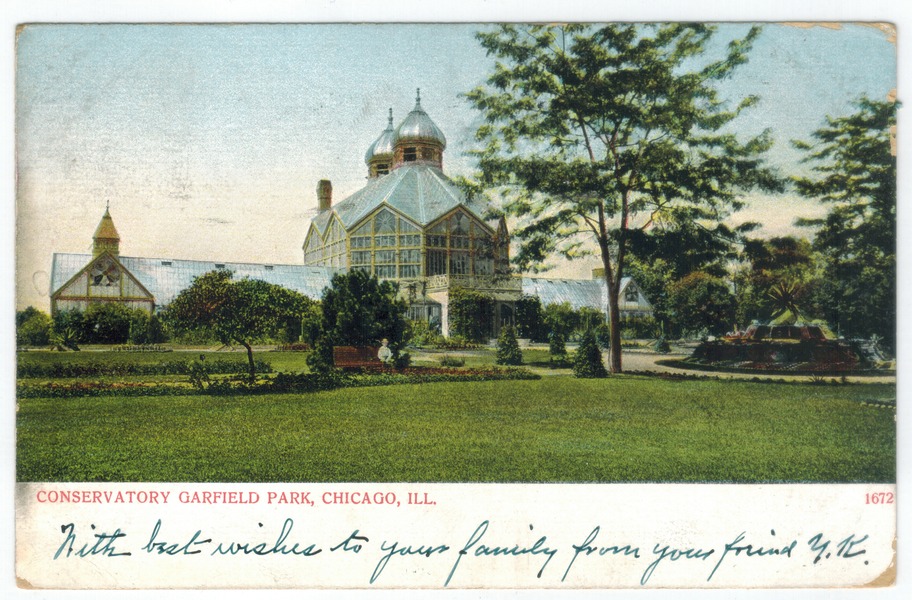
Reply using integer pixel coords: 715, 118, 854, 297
18, 367, 541, 398
17, 358, 273, 378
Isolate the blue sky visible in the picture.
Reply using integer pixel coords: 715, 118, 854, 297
15, 23, 896, 310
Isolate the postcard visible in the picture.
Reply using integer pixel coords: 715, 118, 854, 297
11, 15, 899, 592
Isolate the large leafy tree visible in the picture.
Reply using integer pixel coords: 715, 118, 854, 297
626, 220, 745, 337
668, 271, 736, 337
164, 269, 314, 382
466, 24, 781, 372
308, 269, 409, 371
793, 97, 896, 350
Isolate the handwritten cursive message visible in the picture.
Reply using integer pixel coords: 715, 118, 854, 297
51, 517, 872, 587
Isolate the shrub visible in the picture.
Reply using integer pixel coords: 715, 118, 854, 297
439, 354, 465, 367
449, 287, 495, 343
16, 308, 52, 347
306, 336, 335, 373
620, 315, 659, 340
496, 325, 523, 366
51, 327, 81, 352
543, 302, 580, 340
405, 319, 437, 347
573, 329, 608, 378
393, 351, 412, 370
549, 332, 568, 367
433, 335, 482, 350
82, 303, 135, 344
128, 312, 167, 345
515, 296, 548, 342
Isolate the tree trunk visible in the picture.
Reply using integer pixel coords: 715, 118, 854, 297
598, 232, 623, 374
606, 283, 622, 373
241, 340, 255, 384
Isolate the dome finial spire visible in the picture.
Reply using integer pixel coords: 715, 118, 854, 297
388, 107, 393, 127
416, 88, 421, 106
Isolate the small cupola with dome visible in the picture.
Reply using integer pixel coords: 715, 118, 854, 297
365, 108, 396, 178
392, 89, 446, 171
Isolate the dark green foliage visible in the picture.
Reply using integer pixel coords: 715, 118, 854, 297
405, 319, 437, 347
163, 269, 315, 382
18, 366, 540, 399
305, 336, 335, 373
431, 335, 483, 350
308, 270, 409, 372
514, 296, 548, 342
128, 312, 167, 345
187, 356, 211, 391
439, 354, 466, 367
573, 329, 608, 378
619, 315, 659, 340
653, 336, 671, 353
16, 307, 52, 347
733, 236, 817, 327
51, 327, 81, 351
495, 325, 523, 365
543, 302, 580, 340
82, 304, 134, 344
52, 309, 83, 338
466, 24, 781, 372
793, 97, 896, 351
17, 357, 272, 379
627, 221, 743, 337
595, 323, 611, 350
448, 287, 494, 343
668, 272, 736, 337
576, 307, 605, 334
548, 332, 569, 367
393, 352, 412, 370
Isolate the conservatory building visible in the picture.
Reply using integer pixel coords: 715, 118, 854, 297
301, 91, 521, 335
50, 91, 653, 338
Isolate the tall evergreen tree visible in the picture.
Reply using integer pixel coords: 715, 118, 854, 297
495, 325, 523, 365
793, 97, 896, 349
573, 328, 608, 378
466, 24, 781, 372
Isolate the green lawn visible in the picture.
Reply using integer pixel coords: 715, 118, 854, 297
17, 376, 895, 483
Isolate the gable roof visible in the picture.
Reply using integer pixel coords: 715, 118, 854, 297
51, 253, 339, 307
311, 164, 490, 234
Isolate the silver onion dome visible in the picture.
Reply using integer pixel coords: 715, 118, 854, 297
364, 108, 397, 164
394, 89, 447, 149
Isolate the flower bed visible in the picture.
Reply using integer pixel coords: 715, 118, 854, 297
17, 366, 541, 398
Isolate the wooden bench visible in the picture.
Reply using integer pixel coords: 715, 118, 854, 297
332, 346, 383, 370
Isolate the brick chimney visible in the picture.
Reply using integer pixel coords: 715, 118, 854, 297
317, 180, 332, 211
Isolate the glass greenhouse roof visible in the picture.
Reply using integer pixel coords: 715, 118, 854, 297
51, 253, 339, 307
311, 164, 491, 234
521, 276, 638, 312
